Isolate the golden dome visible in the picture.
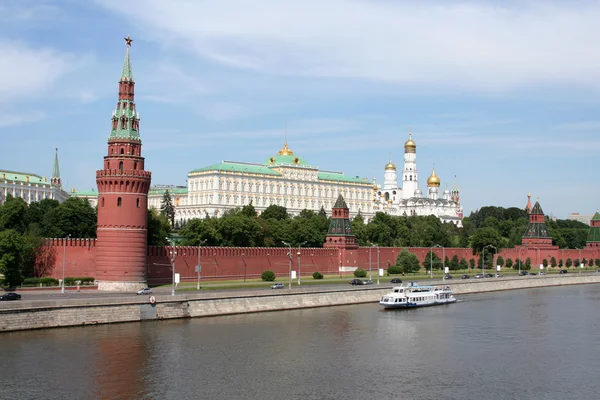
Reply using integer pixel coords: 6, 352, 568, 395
385, 155, 396, 170
277, 141, 294, 156
427, 169, 441, 187
404, 133, 416, 149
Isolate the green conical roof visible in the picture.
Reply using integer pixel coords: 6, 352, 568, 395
592, 211, 600, 221
588, 211, 600, 243
121, 39, 133, 82
52, 148, 60, 179
531, 201, 544, 215
333, 194, 348, 209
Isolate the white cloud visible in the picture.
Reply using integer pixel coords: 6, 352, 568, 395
0, 40, 77, 101
95, 0, 600, 92
0, 111, 46, 128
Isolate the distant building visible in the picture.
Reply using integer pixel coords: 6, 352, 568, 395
0, 149, 70, 205
567, 212, 594, 226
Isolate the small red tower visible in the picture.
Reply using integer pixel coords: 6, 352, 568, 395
324, 195, 359, 273
95, 36, 152, 291
521, 199, 553, 247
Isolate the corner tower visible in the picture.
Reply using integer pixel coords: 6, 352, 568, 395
324, 194, 359, 273
401, 131, 418, 199
95, 36, 152, 291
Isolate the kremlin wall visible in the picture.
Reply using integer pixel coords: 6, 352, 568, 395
38, 38, 600, 290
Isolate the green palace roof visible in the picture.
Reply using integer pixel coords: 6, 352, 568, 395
318, 171, 369, 184
190, 162, 281, 176
149, 187, 188, 195
70, 189, 98, 197
1, 169, 51, 186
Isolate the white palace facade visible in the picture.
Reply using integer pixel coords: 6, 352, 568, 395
67, 134, 464, 227
174, 142, 375, 223
0, 150, 70, 206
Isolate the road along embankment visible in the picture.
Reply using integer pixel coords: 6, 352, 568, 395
1, 274, 599, 332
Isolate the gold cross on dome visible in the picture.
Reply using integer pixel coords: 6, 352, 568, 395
124, 35, 133, 46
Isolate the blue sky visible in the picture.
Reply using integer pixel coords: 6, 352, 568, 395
1, 0, 599, 219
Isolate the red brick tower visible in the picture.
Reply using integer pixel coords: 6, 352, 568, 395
586, 210, 600, 248
95, 36, 152, 291
324, 194, 359, 272
521, 199, 553, 247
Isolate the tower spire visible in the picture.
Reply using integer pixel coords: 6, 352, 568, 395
121, 35, 134, 82
51, 148, 61, 188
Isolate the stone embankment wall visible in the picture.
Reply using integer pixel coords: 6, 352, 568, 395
1, 275, 599, 333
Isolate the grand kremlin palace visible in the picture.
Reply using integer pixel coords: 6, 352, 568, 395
2, 136, 463, 226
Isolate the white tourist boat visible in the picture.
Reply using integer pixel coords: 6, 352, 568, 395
379, 282, 457, 309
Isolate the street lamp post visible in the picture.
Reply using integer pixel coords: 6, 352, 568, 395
576, 247, 582, 273
283, 241, 292, 289
61, 234, 71, 294
197, 239, 206, 290
430, 246, 433, 279
298, 241, 307, 285
433, 244, 444, 281
376, 244, 380, 284
169, 247, 178, 296
367, 242, 375, 280
241, 253, 246, 282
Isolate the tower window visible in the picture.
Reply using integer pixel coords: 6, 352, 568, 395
120, 148, 124, 155
134, 161, 138, 170
117, 197, 122, 207
119, 161, 123, 172
136, 198, 140, 208
101, 197, 105, 207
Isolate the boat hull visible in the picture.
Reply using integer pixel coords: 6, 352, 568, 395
379, 298, 457, 309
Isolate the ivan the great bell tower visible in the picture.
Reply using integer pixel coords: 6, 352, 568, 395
95, 36, 152, 291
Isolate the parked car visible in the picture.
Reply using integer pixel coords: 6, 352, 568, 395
485, 273, 494, 278
559, 270, 568, 274
271, 283, 285, 289
0, 292, 21, 301
461, 274, 470, 279
529, 272, 538, 276
519, 271, 529, 276
539, 271, 546, 275
349, 279, 364, 285
474, 274, 484, 279
390, 278, 403, 284
444, 274, 453, 279
136, 288, 152, 295
495, 273, 503, 278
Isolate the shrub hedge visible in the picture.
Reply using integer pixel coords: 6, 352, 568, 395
353, 268, 367, 278
261, 270, 276, 281
312, 271, 324, 279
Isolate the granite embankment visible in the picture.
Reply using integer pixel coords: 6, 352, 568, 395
1, 274, 599, 332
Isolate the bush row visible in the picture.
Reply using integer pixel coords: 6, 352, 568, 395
21, 277, 95, 286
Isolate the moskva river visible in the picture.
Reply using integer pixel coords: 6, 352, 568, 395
1, 284, 599, 400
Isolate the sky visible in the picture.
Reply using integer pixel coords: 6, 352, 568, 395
1, 0, 599, 219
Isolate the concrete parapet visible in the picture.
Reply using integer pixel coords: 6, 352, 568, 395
2, 275, 599, 333
97, 280, 147, 292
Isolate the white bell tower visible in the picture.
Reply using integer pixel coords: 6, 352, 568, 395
402, 132, 418, 199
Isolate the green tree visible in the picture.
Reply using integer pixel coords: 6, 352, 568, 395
444, 256, 450, 270
0, 195, 28, 233
47, 198, 97, 238
505, 258, 513, 269
582, 258, 588, 266
0, 229, 27, 287
596, 259, 600, 267
525, 257, 531, 270
515, 258, 521, 270
459, 258, 468, 270
240, 202, 258, 218
147, 209, 172, 245
589, 259, 594, 267
497, 256, 504, 268
542, 259, 548, 268
450, 255, 459, 271
559, 259, 564, 267
574, 258, 580, 267
550, 257, 557, 268
469, 258, 476, 269
395, 249, 420, 274
160, 190, 175, 228
422, 250, 442, 271
470, 227, 502, 257
260, 205, 289, 221
565, 258, 572, 267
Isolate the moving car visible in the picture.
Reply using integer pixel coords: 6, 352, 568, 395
136, 288, 152, 295
461, 274, 470, 279
444, 274, 453, 279
349, 279, 364, 285
271, 283, 285, 289
0, 292, 21, 301
519, 271, 529, 276
390, 278, 403, 284
474, 274, 484, 279
559, 270, 568, 274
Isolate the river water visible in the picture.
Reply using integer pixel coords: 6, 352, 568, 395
1, 284, 599, 400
